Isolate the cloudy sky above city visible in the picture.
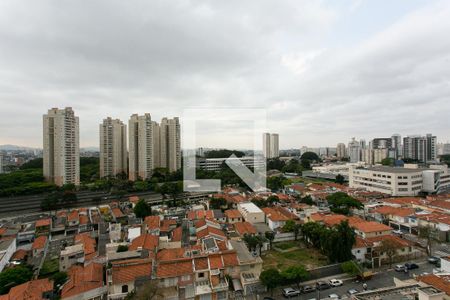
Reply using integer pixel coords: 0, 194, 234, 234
1, 0, 450, 149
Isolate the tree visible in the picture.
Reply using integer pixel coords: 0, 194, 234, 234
255, 235, 267, 255
300, 152, 320, 161
266, 195, 280, 206
282, 220, 296, 233
209, 197, 227, 210
242, 234, 258, 252
300, 195, 313, 205
40, 192, 60, 211
267, 158, 285, 171
293, 223, 302, 241
281, 265, 309, 288
259, 268, 283, 296
378, 239, 400, 267
134, 199, 152, 219
265, 231, 275, 249
61, 191, 77, 206
0, 265, 33, 294
341, 261, 361, 277
335, 174, 345, 185
204, 149, 245, 158
325, 220, 356, 263
50, 271, 68, 290
419, 225, 438, 255
326, 192, 363, 215
117, 245, 129, 252
267, 176, 284, 191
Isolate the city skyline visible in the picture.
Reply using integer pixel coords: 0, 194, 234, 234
1, 1, 450, 148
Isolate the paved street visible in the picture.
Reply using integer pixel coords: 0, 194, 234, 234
257, 259, 434, 300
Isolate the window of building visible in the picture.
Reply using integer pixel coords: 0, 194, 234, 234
122, 285, 128, 293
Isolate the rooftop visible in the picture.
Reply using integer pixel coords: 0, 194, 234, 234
365, 166, 424, 173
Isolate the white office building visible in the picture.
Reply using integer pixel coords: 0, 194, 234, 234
43, 107, 80, 186
196, 156, 266, 172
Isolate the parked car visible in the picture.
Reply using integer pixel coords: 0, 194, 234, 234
393, 229, 403, 235
347, 288, 359, 295
328, 294, 340, 299
329, 279, 344, 287
316, 281, 331, 290
302, 285, 316, 293
405, 263, 419, 270
282, 287, 301, 298
395, 264, 406, 272
428, 256, 440, 264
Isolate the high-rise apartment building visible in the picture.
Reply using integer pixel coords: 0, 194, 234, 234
262, 133, 279, 158
391, 134, 402, 158
99, 117, 127, 178
0, 154, 4, 174
372, 138, 392, 149
43, 107, 80, 186
160, 117, 181, 172
128, 114, 181, 180
336, 143, 346, 159
128, 114, 155, 181
403, 134, 437, 162
348, 138, 360, 163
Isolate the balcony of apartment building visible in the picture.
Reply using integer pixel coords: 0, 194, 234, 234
210, 270, 229, 292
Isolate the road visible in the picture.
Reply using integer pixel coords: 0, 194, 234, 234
259, 259, 434, 300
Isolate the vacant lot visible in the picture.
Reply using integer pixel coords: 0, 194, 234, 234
262, 241, 328, 271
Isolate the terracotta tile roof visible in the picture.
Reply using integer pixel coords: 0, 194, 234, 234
216, 240, 228, 251
171, 226, 182, 242
373, 206, 415, 217
35, 218, 51, 228
11, 249, 28, 261
273, 206, 300, 220
112, 208, 124, 218
144, 216, 160, 230
195, 219, 207, 229
157, 248, 186, 261
2, 278, 53, 300
188, 210, 215, 221
61, 263, 103, 299
68, 210, 79, 222
234, 222, 257, 235
129, 234, 159, 251
79, 215, 90, 225
32, 236, 47, 250
0, 227, 6, 236
222, 252, 239, 267
224, 209, 242, 219
156, 259, 193, 278
353, 221, 392, 233
160, 219, 177, 232
322, 214, 365, 227
261, 207, 289, 222
417, 274, 450, 296
111, 258, 152, 284
75, 233, 96, 259
194, 257, 208, 270
384, 197, 423, 207
197, 226, 226, 240
353, 236, 373, 249
208, 254, 224, 269
310, 212, 328, 222
367, 234, 411, 247
429, 200, 450, 210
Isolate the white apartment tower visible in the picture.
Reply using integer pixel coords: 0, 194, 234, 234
160, 117, 181, 172
43, 107, 80, 186
348, 138, 361, 163
128, 113, 155, 181
99, 117, 127, 178
403, 134, 437, 162
336, 143, 346, 159
262, 132, 279, 159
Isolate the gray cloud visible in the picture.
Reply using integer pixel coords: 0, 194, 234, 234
0, 0, 449, 148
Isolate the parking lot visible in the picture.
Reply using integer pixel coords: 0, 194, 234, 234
260, 259, 435, 299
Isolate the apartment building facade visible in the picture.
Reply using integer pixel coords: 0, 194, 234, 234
160, 117, 181, 172
43, 107, 80, 186
262, 132, 279, 159
100, 117, 127, 178
403, 134, 437, 162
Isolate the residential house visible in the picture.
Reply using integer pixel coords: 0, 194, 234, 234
108, 258, 152, 299
61, 262, 107, 300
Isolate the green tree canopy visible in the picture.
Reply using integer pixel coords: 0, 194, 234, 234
134, 199, 152, 219
326, 192, 363, 215
335, 174, 345, 184
281, 265, 309, 287
209, 197, 227, 210
204, 149, 245, 158
300, 152, 320, 161
259, 268, 283, 296
0, 266, 33, 294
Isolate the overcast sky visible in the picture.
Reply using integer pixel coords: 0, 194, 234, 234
1, 0, 450, 149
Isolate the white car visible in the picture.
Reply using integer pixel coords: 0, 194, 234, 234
329, 279, 344, 287
328, 294, 340, 299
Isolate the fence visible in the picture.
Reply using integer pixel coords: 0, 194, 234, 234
307, 263, 343, 280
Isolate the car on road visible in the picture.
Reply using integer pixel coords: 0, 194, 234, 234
395, 264, 406, 271
316, 281, 331, 290
347, 288, 359, 295
263, 297, 275, 300
328, 294, 340, 299
282, 287, 301, 298
405, 263, 419, 270
301, 285, 316, 293
329, 279, 344, 287
428, 256, 440, 264
393, 229, 403, 235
